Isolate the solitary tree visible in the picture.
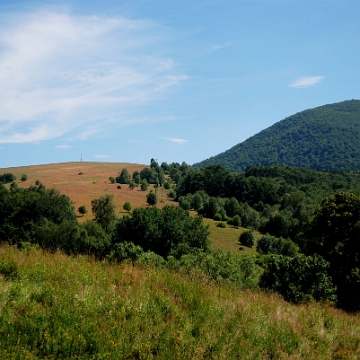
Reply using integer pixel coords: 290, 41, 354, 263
123, 202, 132, 212
146, 190, 158, 206
78, 205, 88, 215
91, 194, 117, 233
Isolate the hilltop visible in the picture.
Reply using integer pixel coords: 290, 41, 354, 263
194, 100, 360, 172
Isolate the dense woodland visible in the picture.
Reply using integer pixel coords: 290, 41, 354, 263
194, 100, 360, 172
1, 160, 360, 313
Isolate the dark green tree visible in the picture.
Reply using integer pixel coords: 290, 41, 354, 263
78, 205, 87, 215
91, 194, 117, 233
146, 190, 158, 206
306, 192, 360, 311
116, 168, 131, 184
123, 202, 132, 212
259, 255, 336, 305
240, 230, 255, 248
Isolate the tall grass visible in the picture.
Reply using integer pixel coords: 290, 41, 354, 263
0, 245, 359, 359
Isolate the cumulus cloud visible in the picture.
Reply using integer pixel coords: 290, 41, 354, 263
289, 76, 325, 88
164, 137, 188, 145
0, 9, 186, 143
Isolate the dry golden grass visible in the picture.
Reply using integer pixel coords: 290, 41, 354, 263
0, 161, 176, 222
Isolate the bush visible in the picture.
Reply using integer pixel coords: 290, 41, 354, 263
21, 174, 28, 182
146, 190, 158, 206
108, 242, 144, 263
259, 254, 336, 305
213, 213, 222, 221
216, 222, 226, 228
256, 234, 298, 257
123, 202, 132, 212
227, 215, 241, 227
78, 205, 87, 215
112, 205, 210, 258
240, 230, 255, 248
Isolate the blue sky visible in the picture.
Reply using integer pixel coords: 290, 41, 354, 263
0, 0, 359, 168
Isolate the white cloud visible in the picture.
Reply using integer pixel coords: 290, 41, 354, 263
164, 137, 188, 145
0, 9, 186, 143
289, 76, 325, 88
56, 145, 73, 149
95, 154, 110, 159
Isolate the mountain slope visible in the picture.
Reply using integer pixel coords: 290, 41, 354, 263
194, 100, 360, 172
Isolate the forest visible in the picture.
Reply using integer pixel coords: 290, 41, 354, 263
194, 100, 360, 172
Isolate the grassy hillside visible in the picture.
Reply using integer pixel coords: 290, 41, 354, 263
0, 162, 175, 222
1, 245, 360, 359
194, 100, 360, 172
0, 162, 250, 254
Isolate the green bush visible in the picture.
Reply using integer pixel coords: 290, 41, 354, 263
239, 230, 255, 248
259, 254, 337, 305
256, 234, 298, 257
213, 213, 222, 221
216, 222, 226, 228
112, 205, 210, 258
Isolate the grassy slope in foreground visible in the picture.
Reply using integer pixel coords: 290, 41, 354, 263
0, 245, 360, 359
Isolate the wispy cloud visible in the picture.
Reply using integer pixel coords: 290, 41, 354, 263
289, 76, 325, 88
0, 9, 186, 143
95, 154, 110, 159
56, 145, 73, 149
164, 137, 188, 145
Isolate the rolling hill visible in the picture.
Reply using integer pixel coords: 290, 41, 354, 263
194, 100, 360, 172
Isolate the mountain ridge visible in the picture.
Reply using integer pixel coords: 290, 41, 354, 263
194, 100, 360, 172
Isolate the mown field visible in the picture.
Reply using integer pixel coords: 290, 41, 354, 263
1, 245, 360, 359
0, 162, 249, 253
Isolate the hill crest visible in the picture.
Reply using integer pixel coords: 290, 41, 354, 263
194, 100, 360, 172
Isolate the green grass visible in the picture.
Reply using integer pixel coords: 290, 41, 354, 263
1, 245, 360, 359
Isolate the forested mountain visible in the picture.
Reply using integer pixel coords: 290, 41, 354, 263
194, 100, 360, 172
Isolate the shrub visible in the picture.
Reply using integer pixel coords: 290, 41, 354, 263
123, 202, 132, 212
78, 205, 88, 215
227, 215, 241, 227
213, 213, 222, 221
256, 234, 298, 257
216, 222, 226, 228
108, 242, 144, 263
240, 230, 255, 248
21, 174, 28, 182
112, 205, 210, 258
259, 254, 337, 305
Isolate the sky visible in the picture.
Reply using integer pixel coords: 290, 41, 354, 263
0, 0, 359, 168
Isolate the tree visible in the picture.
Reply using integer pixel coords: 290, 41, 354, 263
123, 202, 132, 212
146, 190, 158, 206
240, 230, 255, 248
91, 194, 117, 233
21, 174, 28, 182
132, 171, 141, 184
259, 255, 336, 305
306, 192, 360, 311
116, 168, 131, 184
129, 181, 136, 190
112, 205, 210, 258
140, 179, 148, 191
78, 205, 87, 215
